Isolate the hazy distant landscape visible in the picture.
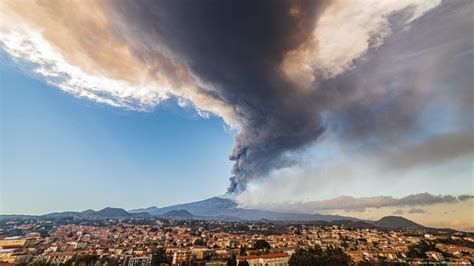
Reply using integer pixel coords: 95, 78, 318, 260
0, 197, 429, 229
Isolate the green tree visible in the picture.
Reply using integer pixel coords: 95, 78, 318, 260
194, 238, 206, 246
254, 239, 271, 250
151, 248, 169, 266
238, 260, 250, 266
226, 253, 237, 266
240, 246, 247, 256
341, 240, 349, 249
406, 241, 436, 259
289, 245, 350, 266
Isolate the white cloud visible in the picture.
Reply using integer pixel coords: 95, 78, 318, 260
0, 3, 240, 127
0, 23, 170, 110
281, 0, 441, 88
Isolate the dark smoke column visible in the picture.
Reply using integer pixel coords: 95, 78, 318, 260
106, 0, 328, 193
226, 100, 325, 193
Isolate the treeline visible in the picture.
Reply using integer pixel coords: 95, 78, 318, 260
289, 245, 351, 266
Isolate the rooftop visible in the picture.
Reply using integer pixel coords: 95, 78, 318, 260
237, 253, 289, 260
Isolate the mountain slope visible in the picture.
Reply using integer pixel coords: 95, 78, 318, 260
130, 197, 358, 222
130, 197, 236, 216
374, 216, 426, 229
0, 201, 439, 230
155, 197, 238, 216
81, 209, 95, 216
160, 209, 194, 219
42, 211, 82, 218
95, 207, 131, 218
129, 206, 160, 214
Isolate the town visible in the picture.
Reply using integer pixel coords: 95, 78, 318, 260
0, 217, 473, 265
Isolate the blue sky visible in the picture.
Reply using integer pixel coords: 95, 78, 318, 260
0, 1, 472, 231
1, 54, 234, 214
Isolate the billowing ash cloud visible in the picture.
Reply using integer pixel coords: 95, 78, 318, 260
101, 0, 448, 192
240, 193, 471, 213
1, 0, 471, 194
103, 0, 330, 192
302, 193, 458, 211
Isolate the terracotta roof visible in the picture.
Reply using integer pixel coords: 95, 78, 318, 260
237, 253, 288, 260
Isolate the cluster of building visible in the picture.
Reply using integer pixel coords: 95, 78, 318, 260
0, 218, 473, 265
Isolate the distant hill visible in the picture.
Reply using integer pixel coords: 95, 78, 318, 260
129, 206, 160, 214
94, 207, 131, 218
42, 211, 82, 218
33, 208, 436, 231
159, 209, 194, 219
81, 209, 95, 216
298, 216, 428, 230
374, 216, 426, 230
130, 212, 152, 218
332, 220, 378, 229
130, 197, 238, 216
40, 207, 132, 219
129, 197, 235, 216
129, 196, 358, 222
0, 214, 37, 220
1, 198, 449, 231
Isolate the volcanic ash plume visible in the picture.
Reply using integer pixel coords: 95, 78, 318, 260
104, 0, 330, 193
3, 0, 469, 194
